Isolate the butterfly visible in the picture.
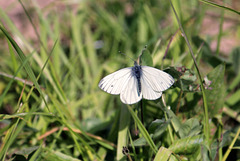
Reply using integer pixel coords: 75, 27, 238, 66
98, 60, 174, 104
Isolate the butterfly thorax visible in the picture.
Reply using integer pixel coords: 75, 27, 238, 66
132, 62, 142, 96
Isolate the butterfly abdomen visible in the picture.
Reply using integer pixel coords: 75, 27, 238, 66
132, 64, 142, 96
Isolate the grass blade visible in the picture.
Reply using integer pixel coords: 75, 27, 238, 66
153, 147, 172, 161
199, 0, 240, 15
0, 25, 49, 111
128, 106, 157, 153
117, 105, 130, 160
222, 127, 240, 161
169, 0, 210, 145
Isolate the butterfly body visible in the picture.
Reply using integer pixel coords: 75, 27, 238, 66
132, 61, 142, 96
99, 61, 174, 104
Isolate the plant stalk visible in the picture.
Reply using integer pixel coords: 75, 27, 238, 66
169, 0, 210, 144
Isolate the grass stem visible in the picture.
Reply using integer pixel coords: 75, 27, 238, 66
222, 127, 240, 161
216, 3, 225, 55
169, 0, 210, 145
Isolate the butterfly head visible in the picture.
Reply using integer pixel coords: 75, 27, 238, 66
134, 61, 139, 67
132, 61, 142, 77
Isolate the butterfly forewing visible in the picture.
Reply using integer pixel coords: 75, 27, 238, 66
98, 67, 132, 95
141, 66, 174, 92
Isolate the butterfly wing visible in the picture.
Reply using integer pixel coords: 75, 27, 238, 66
98, 67, 133, 95
99, 65, 173, 104
120, 74, 142, 104
141, 66, 174, 99
141, 77, 162, 100
99, 67, 142, 104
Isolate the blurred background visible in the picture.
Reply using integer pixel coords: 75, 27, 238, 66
0, 0, 240, 160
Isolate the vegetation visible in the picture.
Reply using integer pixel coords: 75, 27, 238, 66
0, 0, 239, 160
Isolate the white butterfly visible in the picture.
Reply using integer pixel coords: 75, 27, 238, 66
98, 61, 174, 104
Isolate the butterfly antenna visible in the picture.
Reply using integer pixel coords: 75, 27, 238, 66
138, 45, 148, 65
119, 51, 135, 62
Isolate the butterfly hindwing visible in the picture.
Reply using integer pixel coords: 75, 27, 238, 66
141, 75, 162, 100
120, 74, 142, 104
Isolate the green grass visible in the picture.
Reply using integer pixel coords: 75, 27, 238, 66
0, 0, 240, 160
